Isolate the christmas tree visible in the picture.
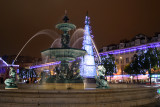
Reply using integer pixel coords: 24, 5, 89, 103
80, 13, 96, 78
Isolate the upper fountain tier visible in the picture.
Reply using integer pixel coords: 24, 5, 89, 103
41, 12, 87, 62
56, 12, 76, 32
56, 23, 76, 32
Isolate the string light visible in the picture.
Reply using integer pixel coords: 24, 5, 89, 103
100, 42, 160, 56
30, 61, 61, 69
80, 14, 96, 78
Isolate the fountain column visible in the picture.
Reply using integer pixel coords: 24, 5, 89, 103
55, 12, 76, 78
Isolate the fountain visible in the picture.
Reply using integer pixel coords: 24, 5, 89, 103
41, 12, 87, 89
1, 12, 158, 107
31, 13, 108, 89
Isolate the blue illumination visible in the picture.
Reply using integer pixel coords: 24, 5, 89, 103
80, 15, 96, 78
100, 42, 160, 56
17, 69, 19, 73
157, 89, 160, 94
0, 57, 19, 67
29, 60, 77, 69
30, 61, 61, 69
151, 74, 160, 78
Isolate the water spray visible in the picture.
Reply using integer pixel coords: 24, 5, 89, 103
12, 29, 59, 65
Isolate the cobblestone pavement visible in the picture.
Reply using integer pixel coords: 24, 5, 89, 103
138, 98, 160, 107
138, 102, 160, 107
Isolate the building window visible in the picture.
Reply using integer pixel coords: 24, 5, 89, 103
126, 57, 129, 63
131, 41, 135, 46
121, 65, 124, 74
141, 40, 146, 44
135, 39, 140, 45
116, 59, 119, 64
131, 57, 134, 61
121, 59, 124, 64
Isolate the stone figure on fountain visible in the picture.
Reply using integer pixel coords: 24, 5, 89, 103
4, 67, 18, 89
95, 65, 109, 89
61, 31, 70, 48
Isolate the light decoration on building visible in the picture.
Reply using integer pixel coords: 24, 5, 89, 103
29, 57, 79, 69
0, 57, 19, 67
100, 41, 160, 56
107, 74, 149, 80
30, 61, 61, 69
20, 69, 37, 79
157, 89, 160, 94
151, 74, 160, 78
0, 57, 8, 66
80, 14, 96, 78
8, 64, 19, 67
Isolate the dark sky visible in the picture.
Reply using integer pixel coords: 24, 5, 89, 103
0, 0, 160, 57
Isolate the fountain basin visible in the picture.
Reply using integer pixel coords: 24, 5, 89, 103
41, 48, 87, 62
37, 83, 84, 90
0, 85, 158, 107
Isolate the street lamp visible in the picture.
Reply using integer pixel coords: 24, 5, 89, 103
119, 56, 123, 82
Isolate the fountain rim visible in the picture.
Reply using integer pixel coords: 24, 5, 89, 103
41, 47, 87, 53
1, 86, 157, 93
55, 23, 76, 30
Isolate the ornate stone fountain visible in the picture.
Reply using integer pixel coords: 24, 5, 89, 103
41, 12, 87, 89
1, 12, 158, 107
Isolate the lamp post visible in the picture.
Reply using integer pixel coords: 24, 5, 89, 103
130, 76, 133, 83
120, 56, 124, 82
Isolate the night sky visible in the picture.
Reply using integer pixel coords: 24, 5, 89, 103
0, 0, 160, 58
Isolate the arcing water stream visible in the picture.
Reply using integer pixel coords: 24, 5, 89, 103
12, 29, 59, 65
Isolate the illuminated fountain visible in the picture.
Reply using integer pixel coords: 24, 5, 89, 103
29, 13, 106, 88
1, 12, 158, 107
41, 12, 87, 89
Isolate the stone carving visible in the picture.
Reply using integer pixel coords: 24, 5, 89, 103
4, 67, 18, 89
95, 65, 109, 89
61, 31, 70, 48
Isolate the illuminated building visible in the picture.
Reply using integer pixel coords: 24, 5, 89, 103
100, 33, 160, 82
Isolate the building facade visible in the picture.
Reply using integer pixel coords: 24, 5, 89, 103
100, 33, 160, 76
2, 55, 40, 69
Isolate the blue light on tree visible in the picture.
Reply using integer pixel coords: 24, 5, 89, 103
80, 14, 96, 78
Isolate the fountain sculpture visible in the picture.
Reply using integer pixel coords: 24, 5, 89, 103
1, 12, 158, 107
95, 65, 109, 88
4, 67, 18, 89
41, 12, 87, 89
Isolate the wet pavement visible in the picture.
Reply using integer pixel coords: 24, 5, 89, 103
138, 102, 160, 107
